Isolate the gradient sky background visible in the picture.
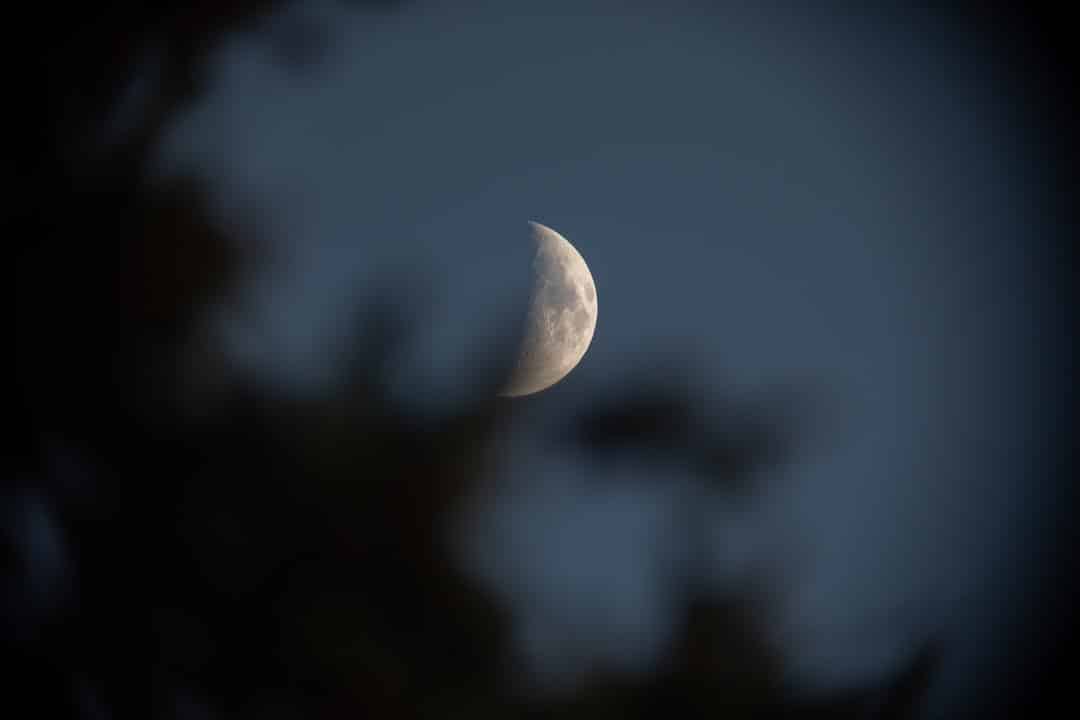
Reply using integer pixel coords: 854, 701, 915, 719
143, 1, 1067, 716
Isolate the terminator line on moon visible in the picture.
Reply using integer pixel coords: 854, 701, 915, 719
500, 222, 598, 397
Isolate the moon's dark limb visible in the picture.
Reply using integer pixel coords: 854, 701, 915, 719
500, 222, 598, 397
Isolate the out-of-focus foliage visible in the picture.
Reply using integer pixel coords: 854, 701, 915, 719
12, 3, 946, 719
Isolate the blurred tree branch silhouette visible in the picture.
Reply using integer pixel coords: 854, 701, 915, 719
12, 3, 947, 719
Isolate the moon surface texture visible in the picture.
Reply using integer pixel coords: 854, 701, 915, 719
500, 222, 598, 397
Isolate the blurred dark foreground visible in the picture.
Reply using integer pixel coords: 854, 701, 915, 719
11, 3, 1074, 719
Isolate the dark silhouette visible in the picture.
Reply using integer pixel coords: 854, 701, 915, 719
20, 4, 1035, 719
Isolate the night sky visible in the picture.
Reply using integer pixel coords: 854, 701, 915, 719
18, 2, 1074, 718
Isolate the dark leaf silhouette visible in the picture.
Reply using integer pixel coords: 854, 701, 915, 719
11, 3, 953, 719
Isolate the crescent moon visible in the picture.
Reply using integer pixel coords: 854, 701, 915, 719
500, 221, 598, 397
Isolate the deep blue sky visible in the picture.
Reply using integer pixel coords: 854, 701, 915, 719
146, 1, 1065, 715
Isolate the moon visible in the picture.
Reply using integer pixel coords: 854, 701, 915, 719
500, 222, 598, 397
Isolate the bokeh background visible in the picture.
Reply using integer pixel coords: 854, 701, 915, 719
14, 2, 1075, 719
